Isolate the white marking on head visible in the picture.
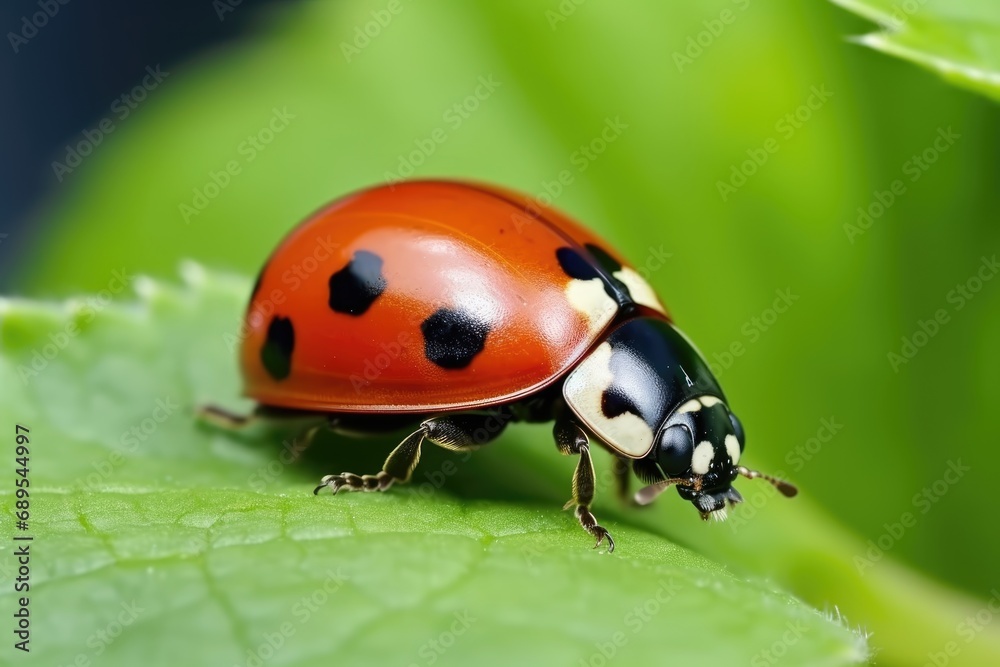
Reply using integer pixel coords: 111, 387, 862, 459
565, 279, 617, 333
691, 441, 714, 475
676, 398, 702, 414
674, 395, 725, 417
563, 342, 655, 457
613, 267, 666, 314
700, 395, 722, 408
725, 434, 741, 465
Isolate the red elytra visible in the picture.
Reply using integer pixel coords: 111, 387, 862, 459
240, 179, 667, 413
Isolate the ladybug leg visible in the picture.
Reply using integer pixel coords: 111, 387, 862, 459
197, 404, 254, 429
315, 428, 424, 495
314, 411, 511, 496
198, 404, 327, 436
612, 456, 633, 505
554, 416, 615, 553
420, 411, 511, 452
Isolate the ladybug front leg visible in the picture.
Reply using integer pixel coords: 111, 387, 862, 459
554, 415, 615, 553
314, 411, 511, 496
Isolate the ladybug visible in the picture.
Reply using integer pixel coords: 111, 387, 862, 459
202, 180, 796, 552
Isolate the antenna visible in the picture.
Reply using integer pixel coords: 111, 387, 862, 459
737, 466, 798, 497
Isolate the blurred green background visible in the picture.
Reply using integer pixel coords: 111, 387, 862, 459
4, 0, 1000, 665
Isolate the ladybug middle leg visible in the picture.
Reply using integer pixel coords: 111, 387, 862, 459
554, 413, 615, 553
314, 410, 511, 496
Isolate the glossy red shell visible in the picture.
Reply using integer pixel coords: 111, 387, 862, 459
240, 180, 665, 413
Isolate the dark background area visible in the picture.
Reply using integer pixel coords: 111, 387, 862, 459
0, 0, 279, 289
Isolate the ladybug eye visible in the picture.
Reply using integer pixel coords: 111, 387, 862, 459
657, 425, 694, 476
729, 412, 745, 446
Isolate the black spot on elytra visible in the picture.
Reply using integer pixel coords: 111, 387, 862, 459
421, 308, 490, 369
585, 243, 623, 273
555, 246, 633, 306
556, 247, 601, 281
261, 316, 294, 380
328, 250, 387, 315
586, 243, 633, 301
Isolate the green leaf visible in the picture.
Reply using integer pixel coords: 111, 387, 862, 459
831, 0, 1000, 101
0, 267, 868, 667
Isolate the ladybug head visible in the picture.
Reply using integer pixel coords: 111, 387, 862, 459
560, 316, 796, 518
634, 396, 797, 519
